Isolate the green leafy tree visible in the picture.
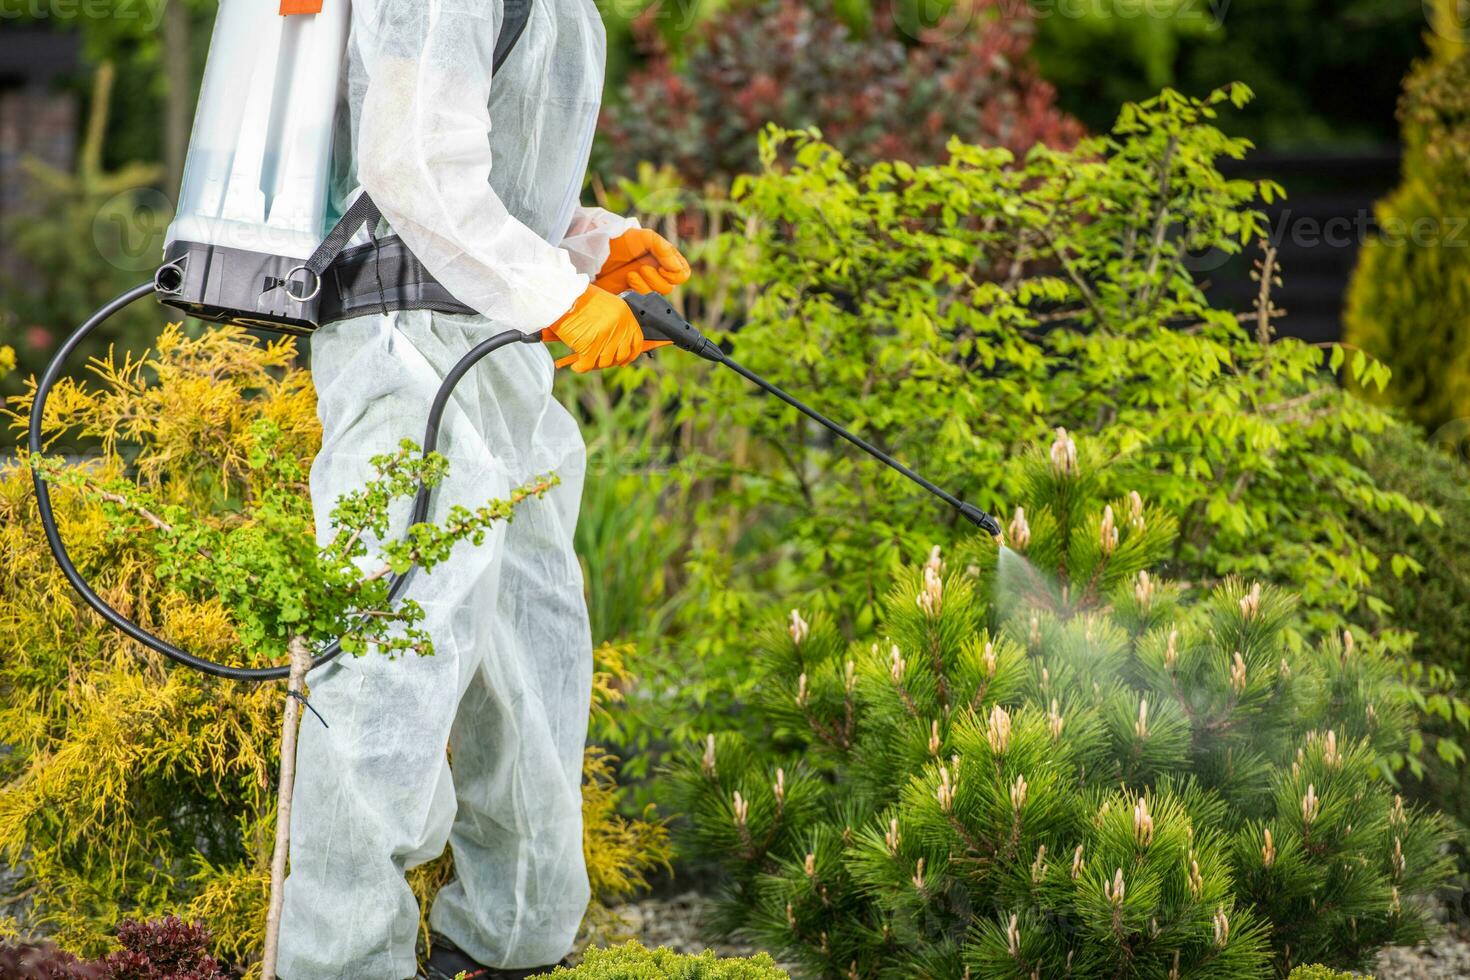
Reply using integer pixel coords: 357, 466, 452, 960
608, 87, 1449, 770
669, 433, 1453, 977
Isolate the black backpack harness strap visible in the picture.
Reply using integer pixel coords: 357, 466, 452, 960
299, 0, 532, 327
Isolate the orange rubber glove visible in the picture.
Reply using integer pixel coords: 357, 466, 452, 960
542, 285, 669, 373
593, 228, 691, 296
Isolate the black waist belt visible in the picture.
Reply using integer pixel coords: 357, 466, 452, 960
318, 234, 477, 325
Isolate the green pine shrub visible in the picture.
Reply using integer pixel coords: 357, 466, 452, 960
1344, 50, 1470, 430
547, 942, 788, 979
670, 432, 1453, 977
1285, 966, 1361, 980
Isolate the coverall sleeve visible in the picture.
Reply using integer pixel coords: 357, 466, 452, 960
352, 0, 589, 330
559, 206, 640, 278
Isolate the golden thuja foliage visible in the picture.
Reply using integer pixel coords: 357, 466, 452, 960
1, 325, 667, 969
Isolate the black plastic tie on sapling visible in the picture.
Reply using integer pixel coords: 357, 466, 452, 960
288, 690, 329, 729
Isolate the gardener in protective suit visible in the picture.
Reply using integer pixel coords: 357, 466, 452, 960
274, 0, 689, 976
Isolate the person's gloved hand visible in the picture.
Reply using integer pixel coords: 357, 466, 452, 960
593, 228, 691, 296
542, 285, 669, 372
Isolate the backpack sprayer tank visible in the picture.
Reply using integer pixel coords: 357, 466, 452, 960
154, 0, 348, 335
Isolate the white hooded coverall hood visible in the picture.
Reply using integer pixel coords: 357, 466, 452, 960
277, 0, 633, 975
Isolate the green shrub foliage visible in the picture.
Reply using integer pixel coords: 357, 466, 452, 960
671, 434, 1452, 977
547, 942, 788, 979
612, 86, 1448, 780
1344, 50, 1470, 430
1348, 423, 1470, 812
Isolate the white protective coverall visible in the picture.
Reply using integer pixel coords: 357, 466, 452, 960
276, 0, 634, 975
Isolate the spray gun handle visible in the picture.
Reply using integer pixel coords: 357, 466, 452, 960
621, 290, 723, 362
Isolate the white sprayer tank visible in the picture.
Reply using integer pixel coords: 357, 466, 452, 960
166, 0, 349, 261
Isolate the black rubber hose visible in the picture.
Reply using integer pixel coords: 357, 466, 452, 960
27, 280, 537, 682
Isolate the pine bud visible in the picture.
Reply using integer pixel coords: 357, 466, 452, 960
1230, 651, 1247, 694
1239, 582, 1262, 620
1099, 505, 1118, 554
937, 765, 956, 813
1343, 629, 1355, 656
889, 644, 906, 683
1135, 697, 1150, 739
1391, 794, 1406, 828
925, 544, 944, 576
1262, 828, 1276, 868
1028, 615, 1041, 648
789, 609, 810, 645
1040, 666, 1051, 693
886, 818, 901, 856
1279, 657, 1291, 679
804, 852, 817, 879
917, 563, 944, 617
1187, 853, 1203, 897
1322, 730, 1341, 768
1008, 506, 1031, 549
1135, 570, 1153, 606
1213, 907, 1230, 947
1071, 844, 1085, 880
1006, 913, 1021, 956
1392, 836, 1405, 878
1050, 427, 1077, 473
702, 734, 717, 778
844, 659, 857, 694
786, 902, 797, 930
1391, 887, 1401, 916
1031, 844, 1047, 883
1169, 951, 1180, 980
1134, 796, 1154, 846
928, 719, 942, 757
1105, 868, 1126, 906
773, 768, 786, 806
913, 857, 926, 891
1128, 490, 1145, 530
795, 672, 809, 708
981, 641, 997, 678
732, 791, 749, 828
1010, 774, 1029, 812
1366, 702, 1378, 726
986, 705, 1014, 754
1164, 629, 1179, 671
1302, 784, 1319, 825
1047, 699, 1064, 741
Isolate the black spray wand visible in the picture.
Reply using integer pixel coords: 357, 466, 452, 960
621, 291, 1004, 538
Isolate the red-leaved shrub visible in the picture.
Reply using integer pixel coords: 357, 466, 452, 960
597, 0, 1083, 185
0, 918, 227, 980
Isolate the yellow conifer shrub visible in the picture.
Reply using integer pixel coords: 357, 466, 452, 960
0, 325, 667, 969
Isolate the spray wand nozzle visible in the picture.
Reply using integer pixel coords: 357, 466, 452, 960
621, 291, 1004, 539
